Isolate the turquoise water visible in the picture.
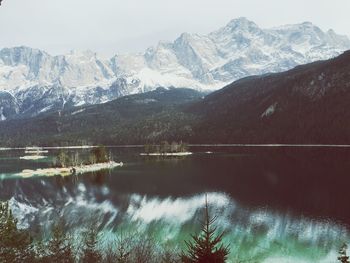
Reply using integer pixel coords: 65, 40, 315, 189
0, 146, 349, 262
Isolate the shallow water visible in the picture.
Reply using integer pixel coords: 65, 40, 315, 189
0, 146, 349, 262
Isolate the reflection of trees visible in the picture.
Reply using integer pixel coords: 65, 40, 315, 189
144, 141, 189, 154
53, 169, 111, 188
144, 155, 187, 164
54, 174, 77, 188
90, 170, 110, 186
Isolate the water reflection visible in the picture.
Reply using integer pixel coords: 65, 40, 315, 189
0, 146, 350, 262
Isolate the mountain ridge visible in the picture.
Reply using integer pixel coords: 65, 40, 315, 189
1, 17, 350, 120
1, 51, 350, 146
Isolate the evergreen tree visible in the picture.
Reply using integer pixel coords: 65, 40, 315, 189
45, 223, 75, 263
132, 235, 156, 263
144, 144, 151, 154
0, 202, 34, 263
115, 241, 131, 263
161, 141, 170, 153
114, 232, 133, 263
181, 196, 230, 263
34, 240, 50, 263
338, 243, 350, 263
91, 146, 108, 164
161, 249, 181, 263
81, 226, 102, 263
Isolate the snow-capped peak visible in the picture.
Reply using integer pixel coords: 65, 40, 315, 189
1, 17, 350, 120
225, 17, 260, 31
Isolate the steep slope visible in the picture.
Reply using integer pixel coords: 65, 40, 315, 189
1, 51, 350, 146
1, 18, 349, 120
113, 18, 350, 90
0, 88, 203, 146
0, 47, 137, 118
0, 47, 114, 89
189, 50, 350, 144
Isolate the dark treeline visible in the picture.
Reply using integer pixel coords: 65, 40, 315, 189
144, 141, 189, 154
3, 52, 350, 147
55, 146, 110, 168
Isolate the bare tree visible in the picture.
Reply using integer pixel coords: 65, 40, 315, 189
132, 235, 157, 263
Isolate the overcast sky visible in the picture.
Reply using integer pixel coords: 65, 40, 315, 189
0, 0, 349, 57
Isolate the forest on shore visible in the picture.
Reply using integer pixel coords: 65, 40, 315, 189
1, 198, 349, 263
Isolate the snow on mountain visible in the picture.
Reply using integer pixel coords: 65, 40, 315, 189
0, 47, 115, 90
1, 17, 350, 119
110, 18, 350, 90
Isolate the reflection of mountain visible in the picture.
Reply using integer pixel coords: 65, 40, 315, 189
6, 190, 349, 263
1, 147, 349, 262
1, 147, 350, 225
1, 18, 350, 119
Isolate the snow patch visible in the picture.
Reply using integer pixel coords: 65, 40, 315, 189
1, 19, 349, 117
261, 103, 278, 118
14, 161, 123, 178
0, 107, 6, 121
71, 108, 86, 115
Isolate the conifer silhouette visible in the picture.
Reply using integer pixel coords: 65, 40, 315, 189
182, 195, 230, 263
0, 202, 34, 262
81, 226, 102, 263
45, 222, 75, 263
338, 243, 350, 263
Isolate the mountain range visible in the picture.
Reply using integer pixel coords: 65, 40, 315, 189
1, 17, 350, 120
1, 50, 350, 146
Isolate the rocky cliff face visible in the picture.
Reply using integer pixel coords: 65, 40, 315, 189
1, 18, 349, 119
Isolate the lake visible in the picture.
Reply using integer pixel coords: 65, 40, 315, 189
0, 146, 349, 262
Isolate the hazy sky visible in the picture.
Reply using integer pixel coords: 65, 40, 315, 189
0, 0, 349, 57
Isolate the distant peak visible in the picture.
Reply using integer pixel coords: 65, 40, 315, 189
226, 17, 258, 29
1, 46, 45, 54
326, 29, 345, 38
174, 32, 194, 46
178, 32, 192, 41
270, 21, 322, 33
300, 21, 322, 31
301, 21, 313, 26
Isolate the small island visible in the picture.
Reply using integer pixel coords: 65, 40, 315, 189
140, 141, 192, 156
20, 146, 49, 160
16, 146, 123, 178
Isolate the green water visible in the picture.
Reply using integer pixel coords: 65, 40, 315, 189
0, 146, 349, 262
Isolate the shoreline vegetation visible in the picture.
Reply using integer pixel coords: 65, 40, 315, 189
141, 141, 192, 156
0, 198, 348, 263
16, 146, 123, 178
0, 197, 231, 263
